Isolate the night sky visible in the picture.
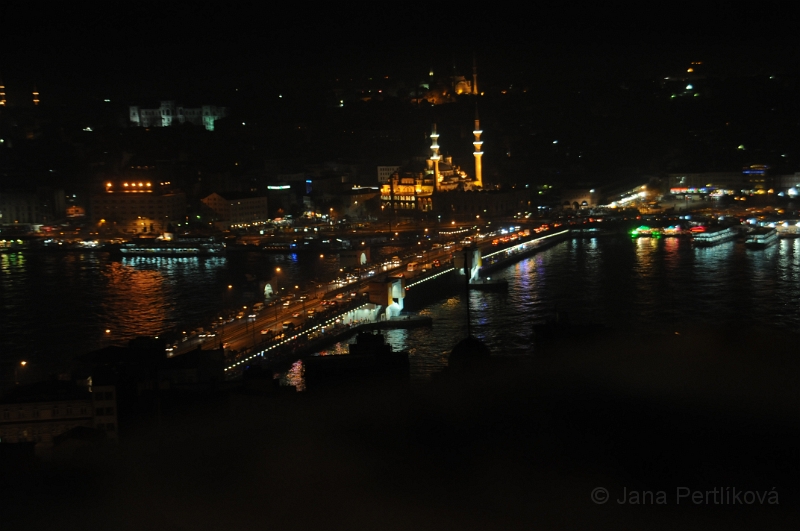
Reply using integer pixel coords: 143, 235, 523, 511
2, 4, 798, 103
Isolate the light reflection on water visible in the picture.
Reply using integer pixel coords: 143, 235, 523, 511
4, 236, 800, 384
280, 360, 305, 392
302, 235, 800, 385
0, 250, 344, 379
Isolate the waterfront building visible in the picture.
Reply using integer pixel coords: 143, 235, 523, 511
380, 166, 435, 212
129, 101, 228, 131
668, 172, 745, 193
90, 180, 186, 235
201, 192, 270, 229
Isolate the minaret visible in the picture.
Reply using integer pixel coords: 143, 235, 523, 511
472, 107, 483, 188
430, 124, 441, 191
0, 76, 6, 107
32, 85, 40, 106
472, 54, 478, 96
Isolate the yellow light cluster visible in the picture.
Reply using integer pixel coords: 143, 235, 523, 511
106, 182, 153, 192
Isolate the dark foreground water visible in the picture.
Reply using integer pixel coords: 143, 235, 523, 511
2, 236, 799, 381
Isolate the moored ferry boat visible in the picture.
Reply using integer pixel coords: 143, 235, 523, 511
692, 227, 738, 247
119, 235, 225, 257
745, 228, 778, 249
776, 221, 800, 238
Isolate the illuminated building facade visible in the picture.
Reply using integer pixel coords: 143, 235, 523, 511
129, 101, 228, 131
201, 192, 269, 228
90, 181, 186, 234
380, 170, 435, 212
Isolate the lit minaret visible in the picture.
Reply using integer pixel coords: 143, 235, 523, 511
472, 54, 478, 96
472, 107, 483, 188
0, 75, 6, 107
430, 123, 441, 191
32, 85, 40, 106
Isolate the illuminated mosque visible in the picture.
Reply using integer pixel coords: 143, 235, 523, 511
414, 57, 480, 105
380, 108, 486, 214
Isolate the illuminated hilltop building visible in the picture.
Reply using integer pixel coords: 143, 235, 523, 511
129, 101, 228, 131
414, 57, 481, 105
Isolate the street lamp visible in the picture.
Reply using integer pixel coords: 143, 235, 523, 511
273, 267, 282, 323
218, 285, 233, 349
14, 360, 28, 385
274, 267, 282, 297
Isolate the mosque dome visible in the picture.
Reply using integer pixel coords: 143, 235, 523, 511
455, 80, 472, 95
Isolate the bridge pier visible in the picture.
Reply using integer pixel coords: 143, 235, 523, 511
453, 246, 483, 281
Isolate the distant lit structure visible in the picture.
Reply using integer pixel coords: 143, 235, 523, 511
32, 85, 39, 106
129, 101, 228, 131
90, 180, 186, 234
668, 166, 775, 196
0, 77, 6, 106
413, 58, 481, 104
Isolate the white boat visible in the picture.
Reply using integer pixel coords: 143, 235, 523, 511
745, 229, 778, 249
119, 236, 225, 256
692, 227, 738, 247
